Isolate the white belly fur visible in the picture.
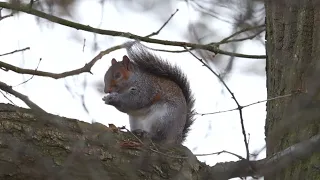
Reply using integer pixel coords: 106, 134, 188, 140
128, 104, 168, 132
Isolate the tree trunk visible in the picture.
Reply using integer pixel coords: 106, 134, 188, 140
265, 0, 320, 180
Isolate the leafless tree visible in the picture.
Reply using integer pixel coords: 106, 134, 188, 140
0, 0, 319, 179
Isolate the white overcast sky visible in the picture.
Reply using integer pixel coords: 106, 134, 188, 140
0, 0, 266, 171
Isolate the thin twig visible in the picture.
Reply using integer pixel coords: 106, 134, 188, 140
145, 9, 179, 38
194, 150, 245, 160
123, 127, 144, 144
250, 145, 266, 160
218, 25, 265, 45
184, 47, 250, 159
0, 81, 46, 113
0, 90, 16, 105
123, 127, 188, 159
190, 1, 232, 24
13, 58, 42, 87
0, 1, 266, 59
0, 13, 13, 21
197, 93, 293, 116
218, 29, 265, 45
0, 47, 30, 57
82, 38, 86, 52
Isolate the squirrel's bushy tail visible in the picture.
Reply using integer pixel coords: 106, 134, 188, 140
124, 41, 195, 142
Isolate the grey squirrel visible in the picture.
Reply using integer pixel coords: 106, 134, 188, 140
102, 42, 195, 144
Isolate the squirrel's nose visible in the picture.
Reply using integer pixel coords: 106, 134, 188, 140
104, 88, 112, 94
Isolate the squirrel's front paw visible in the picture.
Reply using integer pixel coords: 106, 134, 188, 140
102, 93, 118, 104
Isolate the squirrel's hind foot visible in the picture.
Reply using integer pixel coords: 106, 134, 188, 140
132, 129, 151, 140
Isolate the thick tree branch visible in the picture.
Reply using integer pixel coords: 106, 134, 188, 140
0, 103, 318, 179
257, 134, 320, 176
207, 134, 320, 179
0, 1, 266, 59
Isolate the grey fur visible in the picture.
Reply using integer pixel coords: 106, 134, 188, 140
103, 41, 195, 144
124, 42, 195, 142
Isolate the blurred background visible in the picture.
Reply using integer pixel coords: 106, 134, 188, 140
0, 0, 266, 169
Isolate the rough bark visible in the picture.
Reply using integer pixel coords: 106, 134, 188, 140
265, 0, 320, 180
1, 102, 318, 180
0, 103, 202, 180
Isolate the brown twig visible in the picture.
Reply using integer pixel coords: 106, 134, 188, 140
0, 45, 122, 79
0, 47, 30, 57
0, 1, 266, 59
0, 81, 46, 113
184, 47, 250, 160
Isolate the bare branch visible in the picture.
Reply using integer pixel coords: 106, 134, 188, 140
0, 90, 16, 105
189, 0, 233, 24
0, 45, 122, 79
0, 81, 46, 113
197, 93, 294, 116
0, 13, 13, 21
0, 1, 266, 59
0, 7, 14, 21
218, 29, 265, 45
183, 47, 250, 160
0, 47, 30, 57
218, 25, 265, 45
257, 134, 320, 176
13, 58, 42, 87
251, 145, 266, 160
208, 134, 320, 179
195, 150, 246, 160
143, 25, 265, 54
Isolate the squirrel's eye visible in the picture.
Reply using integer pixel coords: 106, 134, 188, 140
129, 87, 137, 91
129, 87, 137, 94
114, 72, 121, 79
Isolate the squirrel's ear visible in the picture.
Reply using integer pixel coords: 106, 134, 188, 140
122, 55, 131, 70
111, 58, 117, 65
